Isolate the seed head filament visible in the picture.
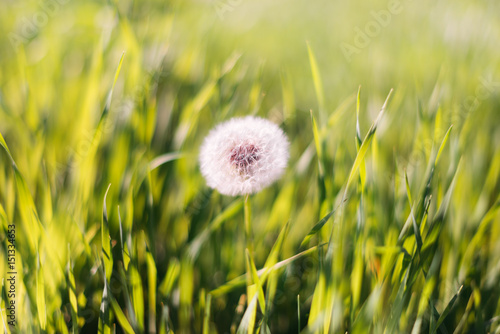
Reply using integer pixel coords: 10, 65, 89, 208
229, 144, 261, 175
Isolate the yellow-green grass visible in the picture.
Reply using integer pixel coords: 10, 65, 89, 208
1, 0, 499, 333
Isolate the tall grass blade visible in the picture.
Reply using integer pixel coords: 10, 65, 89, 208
110, 296, 135, 334
236, 294, 258, 334
36, 253, 46, 330
344, 89, 393, 197
101, 184, 113, 282
306, 42, 325, 114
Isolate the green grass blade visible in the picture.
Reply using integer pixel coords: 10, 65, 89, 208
236, 294, 258, 334
344, 89, 393, 197
245, 249, 266, 314
102, 52, 125, 120
117, 207, 130, 270
187, 198, 243, 260
98, 275, 111, 334
406, 171, 422, 253
130, 264, 145, 331
327, 93, 356, 127
0, 131, 14, 165
355, 86, 362, 146
307, 42, 325, 114
300, 208, 336, 248
110, 295, 135, 334
297, 295, 301, 334
435, 125, 453, 168
36, 253, 46, 330
149, 152, 183, 171
146, 251, 157, 332
159, 259, 181, 297
0, 279, 10, 333
210, 244, 324, 297
264, 220, 290, 269
431, 285, 463, 334
310, 110, 324, 178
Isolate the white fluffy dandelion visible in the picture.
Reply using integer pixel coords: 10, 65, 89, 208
199, 116, 290, 196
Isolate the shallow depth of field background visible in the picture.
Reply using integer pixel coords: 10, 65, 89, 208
1, 0, 499, 333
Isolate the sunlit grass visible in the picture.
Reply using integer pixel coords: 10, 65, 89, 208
1, 0, 500, 333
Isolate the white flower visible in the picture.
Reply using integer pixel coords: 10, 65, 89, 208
199, 116, 290, 196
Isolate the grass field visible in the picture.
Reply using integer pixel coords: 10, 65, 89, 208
1, 0, 500, 333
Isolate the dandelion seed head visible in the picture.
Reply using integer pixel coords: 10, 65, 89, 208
199, 116, 290, 196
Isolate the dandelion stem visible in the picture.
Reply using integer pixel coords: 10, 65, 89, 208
244, 194, 254, 255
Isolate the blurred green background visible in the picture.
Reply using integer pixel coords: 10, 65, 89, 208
1, 0, 499, 332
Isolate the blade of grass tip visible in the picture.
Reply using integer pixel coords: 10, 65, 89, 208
425, 158, 461, 241
203, 294, 212, 334
36, 252, 46, 330
328, 92, 357, 128
0, 280, 9, 333
300, 206, 338, 248
2, 132, 41, 252
116, 266, 138, 330
260, 221, 290, 325
356, 85, 362, 147
130, 264, 145, 331
263, 271, 278, 329
187, 198, 243, 261
405, 171, 422, 253
431, 285, 463, 334
146, 171, 156, 261
410, 125, 453, 229
102, 184, 113, 282
246, 249, 266, 314
98, 261, 111, 334
109, 296, 135, 334
460, 196, 500, 278
236, 294, 258, 334
344, 89, 393, 199
356, 86, 367, 192
307, 42, 325, 115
